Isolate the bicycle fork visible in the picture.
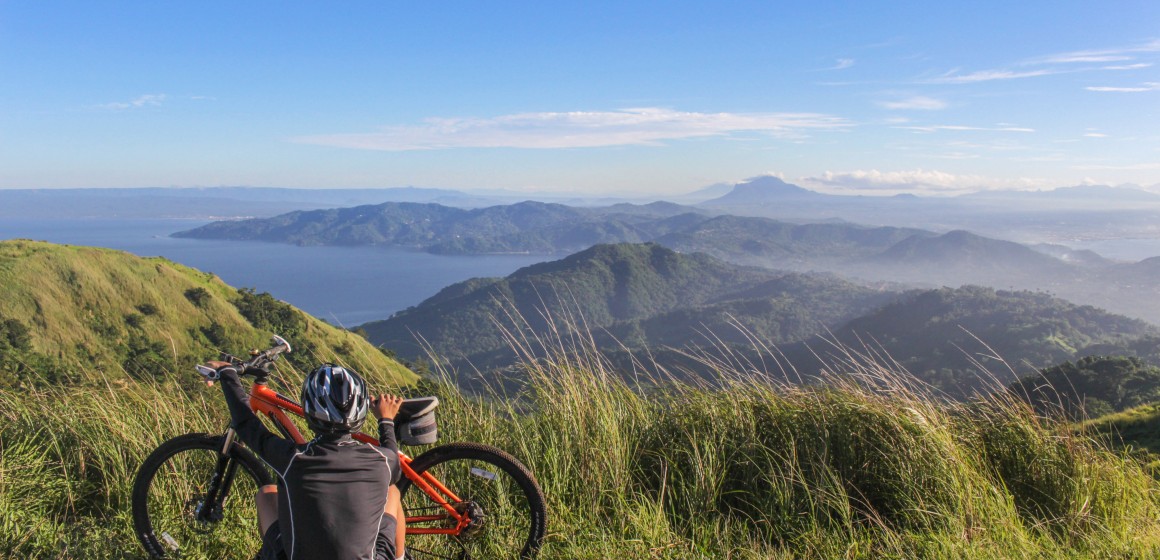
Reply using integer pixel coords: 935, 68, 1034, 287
196, 428, 243, 525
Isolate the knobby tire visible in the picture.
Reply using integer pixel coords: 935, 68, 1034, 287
397, 442, 547, 560
131, 433, 272, 559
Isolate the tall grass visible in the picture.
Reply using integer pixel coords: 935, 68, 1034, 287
3, 334, 1160, 559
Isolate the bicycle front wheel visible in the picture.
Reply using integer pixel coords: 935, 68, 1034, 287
131, 433, 272, 559
398, 442, 547, 560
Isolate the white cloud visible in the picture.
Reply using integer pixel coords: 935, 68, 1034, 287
1104, 63, 1153, 70
878, 96, 947, 110
1040, 54, 1132, 64
1025, 39, 1160, 65
829, 58, 855, 70
928, 69, 1058, 84
802, 169, 1048, 193
1073, 162, 1160, 171
1085, 82, 1160, 92
99, 94, 166, 110
1084, 133, 1108, 138
895, 124, 1035, 133
291, 108, 851, 151
929, 39, 1160, 85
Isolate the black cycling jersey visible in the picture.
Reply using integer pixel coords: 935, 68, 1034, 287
218, 368, 401, 560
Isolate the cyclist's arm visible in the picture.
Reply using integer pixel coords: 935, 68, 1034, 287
373, 393, 403, 485
217, 367, 296, 471
377, 419, 401, 485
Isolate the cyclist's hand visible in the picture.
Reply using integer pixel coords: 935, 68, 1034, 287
372, 394, 404, 421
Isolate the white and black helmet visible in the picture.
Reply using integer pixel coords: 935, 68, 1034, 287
301, 364, 369, 434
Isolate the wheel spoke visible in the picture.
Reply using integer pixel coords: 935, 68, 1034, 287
133, 435, 267, 559
400, 443, 545, 560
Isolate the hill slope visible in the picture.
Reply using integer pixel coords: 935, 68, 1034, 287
362, 243, 893, 373
0, 239, 415, 387
799, 286, 1158, 396
1009, 355, 1160, 419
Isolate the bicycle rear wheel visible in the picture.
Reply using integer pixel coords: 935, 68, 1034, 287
397, 442, 547, 560
131, 433, 272, 559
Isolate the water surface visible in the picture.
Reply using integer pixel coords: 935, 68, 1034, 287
0, 218, 550, 326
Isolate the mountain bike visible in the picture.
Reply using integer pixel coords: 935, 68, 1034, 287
130, 335, 546, 559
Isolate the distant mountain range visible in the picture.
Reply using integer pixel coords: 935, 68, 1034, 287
174, 200, 703, 255
171, 194, 1160, 324
9, 177, 1160, 250
696, 176, 1160, 247
361, 243, 1157, 395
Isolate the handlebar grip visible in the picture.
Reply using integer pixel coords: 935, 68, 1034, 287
196, 364, 221, 381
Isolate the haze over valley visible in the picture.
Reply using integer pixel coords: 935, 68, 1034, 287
6, 177, 1160, 397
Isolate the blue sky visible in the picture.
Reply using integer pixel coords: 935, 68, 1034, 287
2, 1, 1158, 196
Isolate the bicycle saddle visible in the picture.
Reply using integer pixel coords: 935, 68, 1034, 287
397, 396, 439, 422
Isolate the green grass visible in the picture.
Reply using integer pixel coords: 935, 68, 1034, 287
4, 335, 1160, 559
0, 239, 416, 387
1083, 403, 1160, 475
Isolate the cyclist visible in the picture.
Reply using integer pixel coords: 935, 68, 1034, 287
209, 361, 407, 560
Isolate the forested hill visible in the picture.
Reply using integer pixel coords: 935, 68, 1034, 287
172, 200, 701, 255
172, 198, 938, 261
1010, 356, 1160, 420
793, 286, 1158, 397
0, 240, 415, 388
360, 243, 894, 373
362, 240, 1158, 397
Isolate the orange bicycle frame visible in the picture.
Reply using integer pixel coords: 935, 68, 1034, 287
246, 381, 471, 536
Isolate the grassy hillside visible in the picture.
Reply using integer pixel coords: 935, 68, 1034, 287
3, 335, 1160, 558
0, 239, 415, 387
1084, 403, 1160, 460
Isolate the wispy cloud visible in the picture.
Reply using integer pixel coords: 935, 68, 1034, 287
1026, 39, 1160, 65
1086, 82, 1160, 92
1103, 63, 1153, 70
291, 108, 851, 151
1039, 54, 1132, 64
802, 168, 1047, 193
878, 95, 947, 110
928, 39, 1160, 85
1073, 162, 1160, 171
827, 58, 855, 70
99, 94, 166, 110
895, 124, 1034, 133
927, 68, 1059, 84
928, 152, 980, 160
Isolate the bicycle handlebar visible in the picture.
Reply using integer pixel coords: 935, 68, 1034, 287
197, 334, 292, 381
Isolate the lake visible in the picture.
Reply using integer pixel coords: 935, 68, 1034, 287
0, 218, 550, 326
